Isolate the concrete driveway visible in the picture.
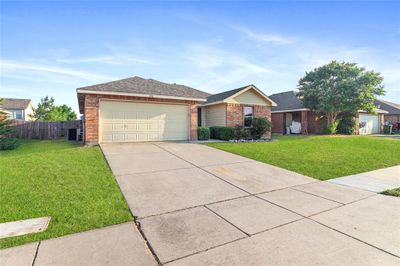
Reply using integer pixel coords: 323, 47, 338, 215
2, 142, 399, 265
101, 142, 399, 265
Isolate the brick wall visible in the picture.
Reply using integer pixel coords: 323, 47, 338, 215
300, 111, 308, 134
307, 111, 323, 134
385, 114, 400, 124
82, 94, 199, 145
271, 113, 284, 133
226, 104, 243, 127
226, 103, 272, 137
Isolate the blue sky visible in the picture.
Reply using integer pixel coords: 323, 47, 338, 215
1, 1, 399, 114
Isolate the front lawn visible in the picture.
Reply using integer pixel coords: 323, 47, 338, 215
0, 140, 132, 249
207, 135, 400, 180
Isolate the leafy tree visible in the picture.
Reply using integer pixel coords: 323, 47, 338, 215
49, 105, 77, 121
32, 96, 77, 121
0, 98, 19, 150
297, 61, 385, 133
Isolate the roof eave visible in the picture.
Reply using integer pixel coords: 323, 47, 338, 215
76, 89, 207, 102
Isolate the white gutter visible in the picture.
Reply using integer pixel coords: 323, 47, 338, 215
358, 109, 388, 114
271, 108, 310, 113
200, 100, 225, 107
76, 89, 207, 102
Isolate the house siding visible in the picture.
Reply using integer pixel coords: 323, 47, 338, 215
229, 90, 271, 106
82, 93, 199, 145
204, 104, 227, 127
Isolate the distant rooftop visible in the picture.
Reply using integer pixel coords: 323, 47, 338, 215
269, 91, 305, 112
0, 98, 31, 109
375, 99, 400, 115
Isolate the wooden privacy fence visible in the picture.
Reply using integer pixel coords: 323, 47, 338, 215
12, 120, 82, 140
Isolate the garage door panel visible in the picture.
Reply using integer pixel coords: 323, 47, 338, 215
125, 133, 138, 141
99, 101, 188, 143
359, 114, 380, 134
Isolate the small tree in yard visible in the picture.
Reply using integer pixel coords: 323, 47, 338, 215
31, 96, 77, 121
297, 61, 385, 134
251, 117, 272, 139
0, 98, 19, 150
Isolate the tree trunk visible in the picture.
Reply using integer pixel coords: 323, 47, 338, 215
325, 112, 339, 134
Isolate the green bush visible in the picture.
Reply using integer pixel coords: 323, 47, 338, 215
383, 124, 392, 134
251, 117, 272, 139
197, 127, 210, 140
0, 138, 19, 150
322, 119, 339, 135
337, 114, 356, 135
234, 125, 246, 140
210, 126, 235, 140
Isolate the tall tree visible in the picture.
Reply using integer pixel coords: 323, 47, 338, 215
297, 61, 385, 133
31, 96, 77, 121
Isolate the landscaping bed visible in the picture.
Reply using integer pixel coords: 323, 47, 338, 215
207, 135, 400, 180
0, 140, 132, 249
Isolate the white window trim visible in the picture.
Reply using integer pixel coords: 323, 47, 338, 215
244, 106, 253, 128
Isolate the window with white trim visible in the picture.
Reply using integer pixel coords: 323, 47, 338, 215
15, 110, 23, 120
244, 106, 253, 127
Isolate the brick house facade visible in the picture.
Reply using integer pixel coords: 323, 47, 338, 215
77, 77, 275, 144
80, 93, 200, 145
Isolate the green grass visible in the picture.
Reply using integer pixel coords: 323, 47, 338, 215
381, 188, 400, 197
0, 140, 132, 249
207, 135, 400, 180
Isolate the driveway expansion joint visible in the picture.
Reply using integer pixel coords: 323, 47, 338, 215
31, 241, 40, 266
137, 194, 253, 220
307, 217, 400, 259
115, 166, 196, 177
203, 205, 250, 237
153, 143, 253, 195
134, 220, 162, 265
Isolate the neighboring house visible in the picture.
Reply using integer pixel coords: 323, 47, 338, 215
269, 91, 387, 135
77, 76, 275, 145
269, 91, 321, 135
374, 99, 400, 124
199, 85, 276, 131
0, 98, 34, 121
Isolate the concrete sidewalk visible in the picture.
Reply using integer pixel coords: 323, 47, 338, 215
329, 165, 400, 192
0, 222, 157, 266
1, 142, 399, 265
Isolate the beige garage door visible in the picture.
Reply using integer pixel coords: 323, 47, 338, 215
99, 101, 189, 143
359, 114, 380, 135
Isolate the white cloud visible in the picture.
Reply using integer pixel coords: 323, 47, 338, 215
235, 26, 290, 45
0, 60, 116, 82
57, 55, 157, 65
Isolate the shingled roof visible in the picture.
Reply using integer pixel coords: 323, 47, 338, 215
0, 98, 31, 109
77, 76, 210, 100
269, 91, 307, 112
374, 99, 400, 115
204, 85, 249, 105
204, 84, 276, 106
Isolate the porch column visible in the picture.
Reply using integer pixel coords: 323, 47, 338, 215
301, 111, 308, 134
